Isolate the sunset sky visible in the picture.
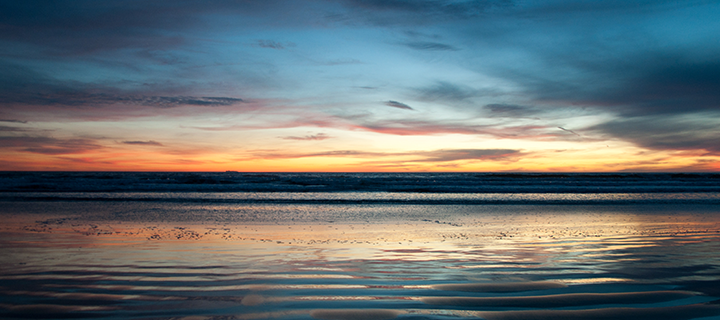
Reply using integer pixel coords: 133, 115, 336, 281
1, 0, 719, 171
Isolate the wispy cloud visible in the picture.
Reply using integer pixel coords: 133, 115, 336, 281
404, 41, 458, 51
121, 140, 164, 146
352, 120, 552, 139
322, 58, 363, 66
137, 96, 244, 107
339, 0, 513, 25
255, 40, 294, 49
412, 149, 521, 162
54, 156, 117, 165
484, 104, 536, 118
558, 127, 580, 137
0, 126, 31, 132
3, 92, 244, 108
384, 100, 414, 110
280, 133, 332, 141
247, 148, 523, 163
0, 62, 246, 109
0, 136, 103, 155
0, 119, 27, 124
416, 81, 480, 102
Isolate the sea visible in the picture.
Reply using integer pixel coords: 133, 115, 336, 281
1, 172, 719, 320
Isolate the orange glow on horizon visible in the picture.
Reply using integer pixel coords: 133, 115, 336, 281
1, 130, 718, 172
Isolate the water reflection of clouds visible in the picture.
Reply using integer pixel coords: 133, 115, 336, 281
2, 204, 720, 319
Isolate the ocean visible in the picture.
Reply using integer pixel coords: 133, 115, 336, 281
1, 172, 719, 320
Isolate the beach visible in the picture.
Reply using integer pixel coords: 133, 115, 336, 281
1, 173, 720, 319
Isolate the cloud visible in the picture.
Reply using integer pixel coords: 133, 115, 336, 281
384, 100, 414, 110
248, 148, 523, 163
0, 2, 189, 56
0, 119, 28, 124
476, 25, 720, 154
0, 126, 31, 132
236, 149, 382, 161
255, 40, 294, 49
404, 30, 442, 39
558, 127, 580, 137
339, 0, 513, 24
516, 1, 706, 19
473, 9, 720, 118
0, 136, 103, 155
2, 90, 244, 109
187, 115, 348, 132
606, 59, 720, 116
280, 133, 332, 141
416, 81, 480, 102
134, 96, 244, 107
404, 41, 458, 51
0, 1, 315, 56
0, 61, 244, 109
355, 121, 481, 135
121, 140, 164, 146
53, 156, 116, 165
322, 58, 363, 66
344, 0, 444, 12
413, 149, 521, 162
307, 150, 380, 157
455, 5, 720, 156
352, 120, 552, 139
590, 114, 720, 153
517, 57, 720, 118
484, 104, 536, 118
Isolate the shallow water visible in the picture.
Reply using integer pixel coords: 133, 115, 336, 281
2, 197, 720, 320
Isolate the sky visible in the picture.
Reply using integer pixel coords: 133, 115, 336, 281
1, 0, 719, 172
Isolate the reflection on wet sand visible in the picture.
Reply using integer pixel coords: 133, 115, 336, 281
1, 204, 720, 319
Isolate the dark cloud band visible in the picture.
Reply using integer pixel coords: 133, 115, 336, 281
385, 100, 414, 110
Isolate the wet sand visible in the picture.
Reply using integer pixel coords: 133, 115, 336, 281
2, 202, 720, 319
